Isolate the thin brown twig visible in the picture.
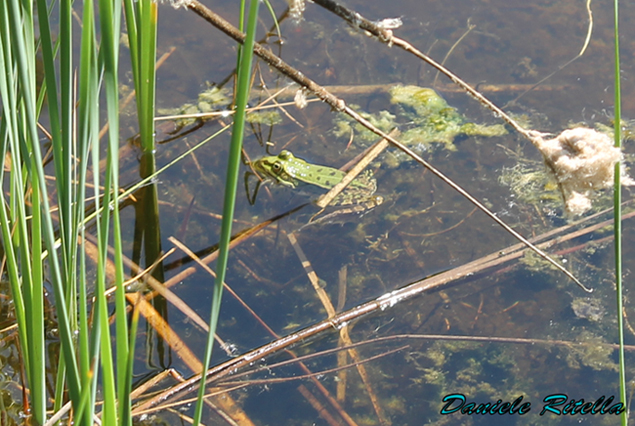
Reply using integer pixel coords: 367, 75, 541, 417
168, 236, 279, 338
432, 18, 476, 89
365, 333, 635, 352
133, 383, 251, 419
132, 206, 625, 413
287, 232, 389, 425
148, 342, 406, 421
255, 72, 305, 129
221, 346, 408, 387
287, 232, 336, 317
247, 82, 570, 101
298, 385, 342, 426
183, 0, 588, 292
399, 206, 478, 239
316, 129, 395, 209
161, 202, 308, 288
503, 0, 594, 108
164, 237, 361, 426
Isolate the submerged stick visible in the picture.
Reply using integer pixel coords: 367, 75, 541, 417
133, 209, 615, 412
310, 0, 531, 139
313, 0, 625, 219
181, 0, 588, 291
287, 232, 389, 425
315, 129, 395, 209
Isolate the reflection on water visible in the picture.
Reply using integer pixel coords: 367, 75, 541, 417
133, 0, 635, 423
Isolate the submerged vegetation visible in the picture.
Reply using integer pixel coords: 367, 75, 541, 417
157, 85, 231, 129
334, 85, 507, 151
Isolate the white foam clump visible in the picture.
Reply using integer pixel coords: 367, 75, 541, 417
294, 88, 308, 109
288, 0, 306, 22
530, 127, 634, 215
169, 0, 193, 9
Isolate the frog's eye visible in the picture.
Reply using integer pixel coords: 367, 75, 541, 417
279, 150, 292, 160
272, 162, 282, 172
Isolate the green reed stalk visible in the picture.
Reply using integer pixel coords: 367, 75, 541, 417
96, 0, 126, 422
122, 0, 159, 422
1, 0, 82, 422
0, 0, 139, 423
0, 3, 43, 420
125, 0, 164, 292
34, 1, 92, 421
76, 0, 99, 421
612, 0, 627, 424
192, 0, 260, 424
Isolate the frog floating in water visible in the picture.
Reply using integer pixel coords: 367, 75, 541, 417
250, 150, 383, 221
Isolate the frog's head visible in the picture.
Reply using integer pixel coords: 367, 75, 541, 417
252, 150, 298, 188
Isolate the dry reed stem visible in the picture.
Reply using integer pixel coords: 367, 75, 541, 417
288, 232, 389, 425
287, 232, 336, 317
336, 265, 348, 402
298, 385, 343, 426
149, 345, 406, 420
132, 205, 624, 412
86, 236, 205, 371
165, 237, 361, 426
316, 129, 395, 209
168, 236, 279, 336
80, 233, 256, 424
248, 82, 570, 101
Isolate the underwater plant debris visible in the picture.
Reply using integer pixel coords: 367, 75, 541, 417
158, 86, 230, 130
390, 85, 508, 150
333, 85, 507, 152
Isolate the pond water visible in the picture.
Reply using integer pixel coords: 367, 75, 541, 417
109, 0, 635, 424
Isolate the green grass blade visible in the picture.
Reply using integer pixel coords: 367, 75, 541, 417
34, 0, 75, 288
122, 299, 142, 426
136, 1, 158, 154
77, 0, 101, 421
2, 0, 151, 422
28, 170, 46, 423
612, 0, 627, 423
0, 1, 32, 390
192, 0, 260, 424
262, 0, 281, 41
5, 0, 83, 415
95, 0, 125, 421
121, 0, 160, 421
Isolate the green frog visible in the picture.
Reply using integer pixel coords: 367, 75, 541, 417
250, 150, 382, 219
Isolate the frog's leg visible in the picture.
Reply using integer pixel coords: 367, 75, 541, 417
264, 141, 276, 155
244, 171, 263, 205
